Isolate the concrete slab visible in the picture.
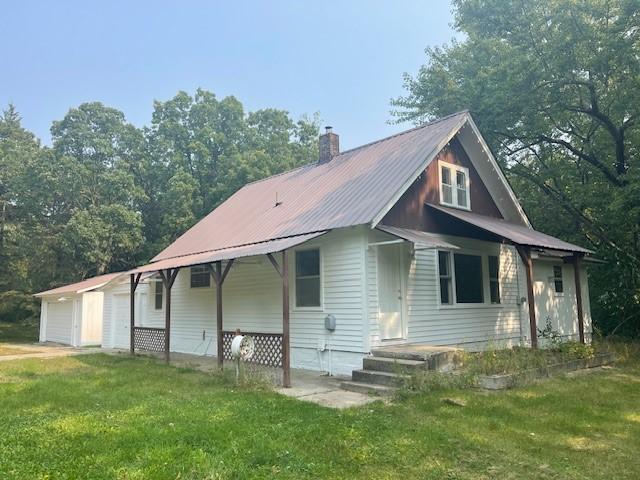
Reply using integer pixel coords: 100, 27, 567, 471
0, 342, 102, 362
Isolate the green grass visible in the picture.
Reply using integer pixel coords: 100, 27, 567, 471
0, 319, 39, 343
1, 352, 640, 479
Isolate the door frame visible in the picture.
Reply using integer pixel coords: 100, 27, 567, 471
376, 243, 408, 344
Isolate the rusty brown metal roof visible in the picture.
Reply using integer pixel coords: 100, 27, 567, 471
131, 232, 327, 274
153, 112, 469, 262
428, 204, 593, 254
34, 272, 124, 297
375, 225, 460, 250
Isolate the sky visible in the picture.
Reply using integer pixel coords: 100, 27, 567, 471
0, 1, 456, 150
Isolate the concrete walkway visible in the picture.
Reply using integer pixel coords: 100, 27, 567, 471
0, 342, 102, 362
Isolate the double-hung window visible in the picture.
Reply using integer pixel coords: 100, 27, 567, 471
154, 280, 163, 310
190, 265, 211, 288
438, 251, 453, 305
295, 249, 321, 308
489, 255, 500, 304
439, 161, 470, 210
553, 265, 564, 294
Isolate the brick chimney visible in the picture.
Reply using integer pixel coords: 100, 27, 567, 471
318, 126, 339, 164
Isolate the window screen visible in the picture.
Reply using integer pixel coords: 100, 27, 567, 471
553, 265, 564, 293
488, 255, 500, 304
454, 253, 484, 303
154, 281, 163, 310
295, 249, 321, 307
438, 251, 453, 304
190, 265, 210, 288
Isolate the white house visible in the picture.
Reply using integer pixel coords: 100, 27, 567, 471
35, 272, 122, 346
97, 111, 594, 386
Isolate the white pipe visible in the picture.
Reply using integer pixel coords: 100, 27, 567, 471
328, 342, 333, 377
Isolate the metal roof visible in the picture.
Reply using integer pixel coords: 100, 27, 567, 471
376, 225, 460, 250
34, 272, 124, 297
130, 232, 327, 274
153, 112, 469, 262
428, 204, 593, 254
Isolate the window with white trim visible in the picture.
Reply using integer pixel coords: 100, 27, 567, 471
489, 255, 500, 304
190, 265, 210, 288
154, 280, 163, 310
438, 251, 453, 305
553, 265, 564, 294
439, 161, 470, 210
295, 249, 321, 307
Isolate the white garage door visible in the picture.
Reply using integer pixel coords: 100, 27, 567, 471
112, 294, 130, 349
45, 300, 74, 345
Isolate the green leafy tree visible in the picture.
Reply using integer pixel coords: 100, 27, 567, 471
393, 0, 640, 335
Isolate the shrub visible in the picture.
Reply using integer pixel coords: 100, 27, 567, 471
558, 341, 595, 360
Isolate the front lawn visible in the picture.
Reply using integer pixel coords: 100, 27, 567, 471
1, 351, 639, 479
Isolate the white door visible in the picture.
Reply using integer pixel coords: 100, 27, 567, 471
45, 300, 74, 345
112, 294, 130, 349
377, 244, 404, 340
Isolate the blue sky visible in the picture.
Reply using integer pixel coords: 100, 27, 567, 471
1, 1, 456, 150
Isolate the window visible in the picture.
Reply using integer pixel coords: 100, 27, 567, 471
190, 265, 210, 288
553, 265, 564, 294
438, 251, 453, 305
489, 255, 500, 304
454, 253, 484, 303
154, 281, 163, 310
295, 249, 321, 307
439, 161, 470, 210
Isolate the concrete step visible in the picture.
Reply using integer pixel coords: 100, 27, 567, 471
352, 369, 407, 387
363, 356, 427, 373
340, 380, 395, 396
371, 346, 463, 372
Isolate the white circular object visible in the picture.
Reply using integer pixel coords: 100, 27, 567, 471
231, 335, 255, 360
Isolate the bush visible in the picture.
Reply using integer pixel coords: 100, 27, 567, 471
0, 291, 40, 323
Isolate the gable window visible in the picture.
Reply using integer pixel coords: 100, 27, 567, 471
295, 249, 321, 308
439, 161, 470, 210
553, 265, 564, 294
438, 251, 453, 305
154, 280, 163, 310
190, 265, 210, 288
488, 255, 500, 304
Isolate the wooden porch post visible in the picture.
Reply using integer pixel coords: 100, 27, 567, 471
207, 260, 234, 370
215, 261, 224, 369
282, 250, 291, 388
129, 273, 141, 355
516, 246, 538, 348
573, 253, 585, 344
160, 268, 179, 363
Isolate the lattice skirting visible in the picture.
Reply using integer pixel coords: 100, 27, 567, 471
133, 327, 166, 352
222, 331, 283, 367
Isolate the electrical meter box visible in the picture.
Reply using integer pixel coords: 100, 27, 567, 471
324, 314, 336, 332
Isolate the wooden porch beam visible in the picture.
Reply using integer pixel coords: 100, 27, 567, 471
282, 250, 291, 387
266, 253, 282, 278
573, 253, 586, 344
129, 272, 141, 355
516, 245, 538, 349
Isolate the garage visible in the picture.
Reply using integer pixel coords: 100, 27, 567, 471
35, 272, 123, 347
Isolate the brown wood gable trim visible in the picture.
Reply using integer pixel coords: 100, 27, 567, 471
382, 137, 502, 234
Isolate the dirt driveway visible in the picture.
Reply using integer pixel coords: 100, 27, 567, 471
0, 342, 101, 362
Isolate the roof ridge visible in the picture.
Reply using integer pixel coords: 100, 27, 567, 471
241, 110, 470, 188
338, 110, 470, 156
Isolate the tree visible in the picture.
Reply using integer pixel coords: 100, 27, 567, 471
393, 0, 640, 335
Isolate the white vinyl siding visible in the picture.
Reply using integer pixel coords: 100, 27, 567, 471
102, 228, 368, 372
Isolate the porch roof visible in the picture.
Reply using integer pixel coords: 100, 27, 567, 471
128, 231, 328, 274
375, 225, 460, 250
427, 204, 593, 254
